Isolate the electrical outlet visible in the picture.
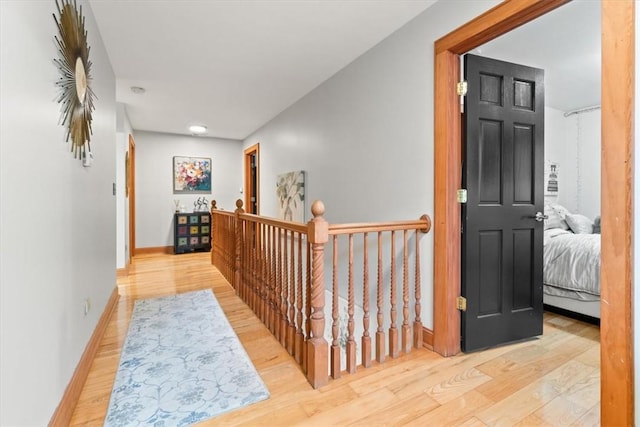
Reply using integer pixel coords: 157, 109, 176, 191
83, 298, 91, 316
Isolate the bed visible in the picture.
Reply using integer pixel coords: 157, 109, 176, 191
542, 204, 601, 320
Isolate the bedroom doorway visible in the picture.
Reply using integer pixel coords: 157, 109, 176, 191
433, 0, 633, 424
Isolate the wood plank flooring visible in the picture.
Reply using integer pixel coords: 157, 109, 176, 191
69, 253, 600, 426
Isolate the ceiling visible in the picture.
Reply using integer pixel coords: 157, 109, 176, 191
473, 0, 600, 114
90, 0, 600, 140
89, 0, 437, 140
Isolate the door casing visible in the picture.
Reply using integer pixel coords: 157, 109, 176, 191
244, 143, 260, 214
433, 0, 634, 424
128, 134, 136, 259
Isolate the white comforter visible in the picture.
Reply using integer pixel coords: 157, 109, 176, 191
543, 229, 601, 296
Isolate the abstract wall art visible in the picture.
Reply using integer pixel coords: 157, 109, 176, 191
173, 156, 211, 193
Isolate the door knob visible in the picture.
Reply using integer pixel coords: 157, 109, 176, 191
533, 212, 548, 222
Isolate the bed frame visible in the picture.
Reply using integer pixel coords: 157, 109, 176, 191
543, 293, 600, 324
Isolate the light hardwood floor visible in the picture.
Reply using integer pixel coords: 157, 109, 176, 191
70, 252, 600, 426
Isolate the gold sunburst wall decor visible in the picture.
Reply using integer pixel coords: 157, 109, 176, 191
53, 0, 96, 160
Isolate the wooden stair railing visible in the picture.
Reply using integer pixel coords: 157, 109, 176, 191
211, 199, 431, 389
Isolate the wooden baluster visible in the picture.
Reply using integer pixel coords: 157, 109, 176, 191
222, 215, 225, 277
221, 215, 225, 274
247, 223, 251, 303
331, 235, 340, 379
252, 222, 258, 312
282, 231, 296, 356
280, 230, 296, 355
261, 223, 268, 326
246, 222, 252, 308
240, 220, 245, 301
257, 223, 263, 323
272, 226, 278, 337
295, 233, 304, 365
220, 215, 225, 275
306, 201, 328, 388
414, 229, 423, 349
402, 229, 411, 353
242, 221, 247, 301
220, 215, 224, 275
235, 200, 244, 296
254, 223, 259, 317
279, 228, 287, 347
376, 231, 385, 363
232, 217, 236, 283
362, 232, 371, 368
346, 233, 356, 374
303, 241, 311, 374
252, 222, 259, 313
229, 216, 233, 281
389, 230, 399, 358
289, 233, 304, 364
269, 224, 276, 335
263, 224, 269, 329
240, 220, 249, 303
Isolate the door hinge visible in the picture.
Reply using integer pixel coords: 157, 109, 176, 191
457, 80, 468, 96
456, 296, 467, 311
457, 189, 467, 203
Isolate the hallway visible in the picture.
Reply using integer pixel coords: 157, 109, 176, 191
70, 253, 600, 426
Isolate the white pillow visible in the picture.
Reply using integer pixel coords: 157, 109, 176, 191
544, 204, 570, 230
565, 213, 593, 234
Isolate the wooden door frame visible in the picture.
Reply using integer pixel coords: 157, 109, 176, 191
433, 0, 633, 424
128, 134, 136, 259
244, 143, 260, 214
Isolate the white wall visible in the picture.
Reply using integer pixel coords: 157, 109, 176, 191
243, 0, 501, 329
545, 106, 571, 208
134, 131, 243, 248
0, 1, 116, 425
544, 107, 601, 220
568, 109, 601, 219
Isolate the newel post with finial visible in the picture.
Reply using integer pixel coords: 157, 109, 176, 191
234, 199, 245, 295
306, 200, 329, 388
210, 200, 217, 266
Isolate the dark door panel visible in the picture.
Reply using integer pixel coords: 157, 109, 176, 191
462, 54, 544, 352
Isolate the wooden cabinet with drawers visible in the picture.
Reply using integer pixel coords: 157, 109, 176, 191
173, 212, 211, 254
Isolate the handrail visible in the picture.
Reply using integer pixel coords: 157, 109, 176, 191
239, 212, 308, 234
328, 215, 431, 235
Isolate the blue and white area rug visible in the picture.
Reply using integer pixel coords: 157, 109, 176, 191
104, 290, 270, 427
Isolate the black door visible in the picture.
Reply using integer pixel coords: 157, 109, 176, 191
461, 54, 544, 352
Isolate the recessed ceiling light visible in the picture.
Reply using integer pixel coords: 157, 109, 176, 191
130, 86, 146, 94
188, 124, 207, 135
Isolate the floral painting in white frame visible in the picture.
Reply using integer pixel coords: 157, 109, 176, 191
276, 170, 305, 222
